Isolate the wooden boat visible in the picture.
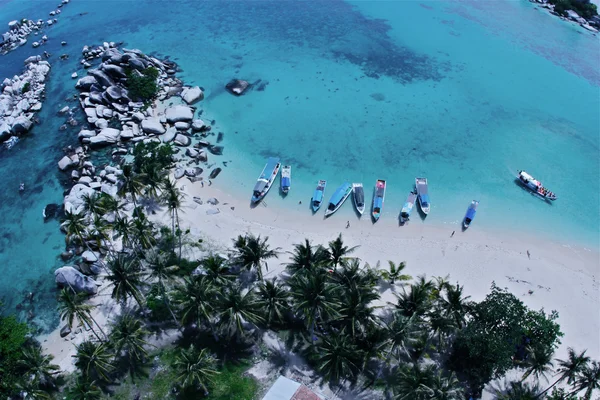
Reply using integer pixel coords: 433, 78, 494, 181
517, 171, 557, 201
325, 183, 352, 217
281, 165, 291, 194
399, 190, 417, 224
311, 180, 327, 212
251, 157, 281, 203
372, 179, 386, 221
352, 183, 365, 215
463, 200, 479, 230
415, 177, 430, 214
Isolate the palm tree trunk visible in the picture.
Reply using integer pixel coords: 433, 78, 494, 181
78, 311, 104, 342
538, 375, 565, 398
176, 209, 182, 263
159, 281, 180, 329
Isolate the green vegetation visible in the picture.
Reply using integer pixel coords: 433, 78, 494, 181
21, 82, 30, 93
125, 66, 159, 101
549, 0, 598, 20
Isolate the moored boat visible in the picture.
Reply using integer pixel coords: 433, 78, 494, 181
251, 157, 281, 203
517, 171, 557, 201
352, 183, 365, 215
311, 180, 327, 212
399, 190, 417, 224
281, 165, 291, 194
325, 182, 352, 217
463, 200, 479, 230
372, 179, 386, 221
415, 177, 430, 214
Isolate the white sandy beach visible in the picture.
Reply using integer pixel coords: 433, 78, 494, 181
40, 179, 600, 383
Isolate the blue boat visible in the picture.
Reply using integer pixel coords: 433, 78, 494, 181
415, 177, 430, 214
325, 182, 352, 217
311, 180, 327, 212
399, 190, 417, 224
251, 157, 281, 203
281, 165, 291, 194
372, 179, 386, 221
463, 200, 479, 230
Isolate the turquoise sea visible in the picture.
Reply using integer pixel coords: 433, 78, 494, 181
0, 0, 598, 332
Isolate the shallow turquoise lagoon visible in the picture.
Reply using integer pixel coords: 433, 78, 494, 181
0, 0, 598, 331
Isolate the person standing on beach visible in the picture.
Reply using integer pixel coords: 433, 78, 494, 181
346, 221, 350, 229
451, 230, 455, 237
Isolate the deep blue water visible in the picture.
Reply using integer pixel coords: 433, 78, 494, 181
0, 0, 598, 331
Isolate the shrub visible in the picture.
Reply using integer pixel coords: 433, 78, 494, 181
21, 82, 30, 93
125, 67, 159, 101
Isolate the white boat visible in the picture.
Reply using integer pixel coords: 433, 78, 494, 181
415, 177, 430, 215
352, 183, 365, 215
399, 190, 417, 224
325, 183, 352, 217
4, 136, 19, 149
281, 165, 291, 194
251, 157, 281, 203
517, 171, 557, 201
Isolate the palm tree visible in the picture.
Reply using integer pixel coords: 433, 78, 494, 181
440, 282, 471, 329
257, 278, 290, 328
97, 193, 123, 217
161, 179, 185, 257
145, 249, 179, 326
73, 341, 113, 382
314, 333, 363, 385
428, 306, 456, 352
381, 313, 416, 370
57, 289, 106, 341
141, 162, 167, 200
571, 360, 600, 400
286, 238, 329, 276
113, 215, 135, 249
379, 261, 412, 285
407, 332, 432, 363
117, 163, 145, 208
290, 269, 340, 342
172, 345, 219, 396
217, 284, 264, 339
540, 348, 591, 396
62, 210, 92, 251
199, 255, 235, 286
429, 372, 464, 400
493, 380, 542, 400
68, 375, 102, 400
519, 345, 555, 383
131, 209, 156, 251
333, 259, 379, 289
81, 192, 104, 219
326, 234, 358, 269
17, 343, 60, 389
338, 282, 380, 339
392, 363, 436, 400
394, 283, 432, 319
173, 276, 218, 339
109, 314, 149, 364
105, 254, 145, 307
232, 234, 279, 281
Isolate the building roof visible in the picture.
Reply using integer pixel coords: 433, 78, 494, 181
262, 376, 322, 400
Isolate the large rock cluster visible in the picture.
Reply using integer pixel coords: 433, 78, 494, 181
0, 60, 51, 142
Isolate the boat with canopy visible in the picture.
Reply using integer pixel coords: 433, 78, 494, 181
251, 157, 281, 203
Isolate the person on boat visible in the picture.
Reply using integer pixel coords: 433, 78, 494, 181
19, 183, 25, 192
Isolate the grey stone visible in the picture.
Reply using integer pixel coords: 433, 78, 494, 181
140, 118, 166, 135
55, 266, 98, 294
11, 116, 33, 133
173, 134, 191, 146
81, 250, 100, 263
88, 69, 115, 88
75, 75, 98, 90
191, 119, 205, 131
60, 325, 71, 338
165, 105, 193, 123
174, 121, 190, 130
181, 86, 204, 104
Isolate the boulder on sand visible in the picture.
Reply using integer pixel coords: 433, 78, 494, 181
165, 105, 193, 123
181, 86, 204, 104
173, 133, 191, 146
55, 266, 98, 294
225, 79, 250, 96
141, 118, 166, 135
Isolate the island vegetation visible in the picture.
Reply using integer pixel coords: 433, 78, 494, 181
125, 66, 160, 102
2, 143, 598, 400
548, 0, 598, 19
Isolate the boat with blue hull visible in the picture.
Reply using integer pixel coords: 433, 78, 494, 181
463, 200, 479, 230
281, 165, 291, 194
415, 177, 430, 215
372, 179, 386, 221
311, 180, 327, 212
251, 157, 281, 203
325, 182, 352, 217
399, 190, 417, 224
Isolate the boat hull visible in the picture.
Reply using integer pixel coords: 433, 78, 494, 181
516, 171, 557, 201
325, 183, 352, 217
372, 179, 386, 222
352, 183, 365, 216
312, 180, 327, 212
251, 158, 281, 203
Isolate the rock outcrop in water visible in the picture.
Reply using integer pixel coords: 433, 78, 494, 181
0, 60, 51, 142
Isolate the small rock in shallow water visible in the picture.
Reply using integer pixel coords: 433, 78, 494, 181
209, 167, 221, 179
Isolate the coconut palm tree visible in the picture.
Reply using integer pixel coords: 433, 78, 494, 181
540, 348, 591, 397
57, 289, 106, 341
68, 376, 102, 400
407, 332, 432, 363
333, 258, 379, 289
379, 261, 412, 286
325, 234, 358, 269
172, 345, 219, 396
17, 343, 60, 389
231, 234, 279, 281
97, 193, 123, 217
199, 255, 235, 287
286, 238, 329, 276
519, 345, 555, 383
117, 163, 146, 208
382, 313, 416, 367
14, 382, 52, 400
161, 179, 185, 257
429, 372, 464, 400
338, 282, 381, 339
217, 284, 264, 339
290, 269, 341, 342
113, 215, 135, 249
62, 210, 92, 250
141, 162, 167, 200
391, 363, 436, 400
394, 283, 432, 319
173, 276, 218, 339
73, 341, 113, 382
493, 380, 542, 400
105, 255, 145, 307
428, 306, 456, 352
571, 360, 600, 400
314, 332, 363, 385
257, 278, 290, 328
109, 314, 149, 364
145, 249, 179, 325
81, 192, 104, 219
131, 209, 156, 251
439, 282, 471, 329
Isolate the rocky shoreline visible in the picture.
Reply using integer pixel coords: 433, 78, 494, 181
529, 0, 600, 33
53, 42, 225, 295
